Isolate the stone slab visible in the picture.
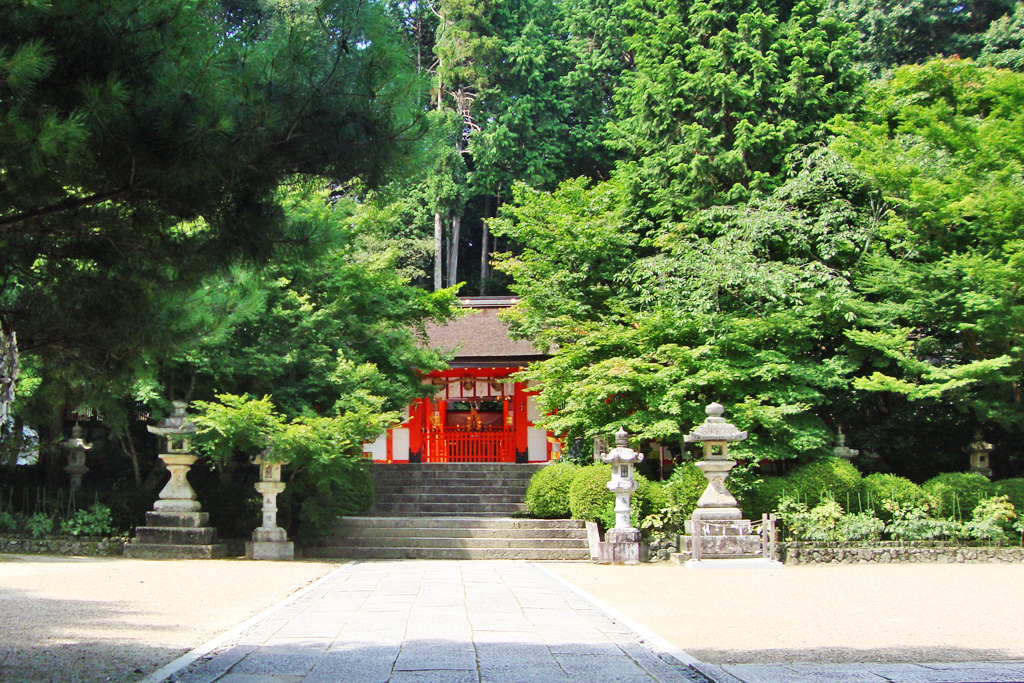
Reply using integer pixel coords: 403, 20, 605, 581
123, 541, 229, 559
247, 541, 295, 561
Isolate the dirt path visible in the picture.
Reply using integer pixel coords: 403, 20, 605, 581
545, 561, 1024, 665
0, 554, 340, 683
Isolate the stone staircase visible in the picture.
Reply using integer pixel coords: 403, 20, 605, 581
303, 463, 591, 560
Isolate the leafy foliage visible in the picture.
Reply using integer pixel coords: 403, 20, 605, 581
922, 472, 996, 519
525, 461, 579, 519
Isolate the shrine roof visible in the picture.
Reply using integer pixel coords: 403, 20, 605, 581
425, 297, 547, 368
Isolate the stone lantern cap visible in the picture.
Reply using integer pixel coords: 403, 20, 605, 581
147, 401, 197, 437
684, 402, 747, 443
61, 424, 93, 452
599, 427, 644, 464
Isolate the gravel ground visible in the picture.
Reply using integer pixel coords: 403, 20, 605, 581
545, 561, 1024, 666
2, 554, 1023, 682
0, 554, 339, 683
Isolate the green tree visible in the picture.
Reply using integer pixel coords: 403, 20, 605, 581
609, 0, 862, 223
831, 58, 1024, 471
0, 0, 426, 418
827, 0, 1015, 73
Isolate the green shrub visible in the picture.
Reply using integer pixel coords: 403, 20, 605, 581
738, 476, 789, 518
995, 478, 1024, 515
863, 474, 931, 521
569, 464, 613, 524
60, 504, 114, 537
0, 511, 19, 534
886, 503, 962, 542
288, 455, 375, 541
25, 513, 53, 539
525, 461, 578, 518
922, 472, 994, 520
663, 463, 707, 519
964, 496, 1017, 543
784, 457, 863, 507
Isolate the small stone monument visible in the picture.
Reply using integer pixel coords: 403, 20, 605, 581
833, 428, 859, 461
966, 432, 993, 479
60, 424, 91, 491
676, 402, 780, 569
246, 450, 294, 561
595, 428, 647, 564
125, 402, 227, 559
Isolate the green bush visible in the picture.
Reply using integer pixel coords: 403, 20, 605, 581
568, 464, 613, 524
525, 461, 578, 519
784, 457, 863, 508
60, 504, 114, 537
25, 513, 53, 539
863, 474, 931, 521
288, 455, 375, 541
995, 478, 1024, 515
964, 496, 1017, 543
922, 472, 994, 520
738, 476, 789, 518
0, 511, 19, 534
568, 464, 663, 531
663, 463, 707, 519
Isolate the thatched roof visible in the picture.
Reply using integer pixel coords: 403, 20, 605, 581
425, 297, 546, 368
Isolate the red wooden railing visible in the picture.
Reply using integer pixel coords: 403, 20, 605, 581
423, 429, 516, 463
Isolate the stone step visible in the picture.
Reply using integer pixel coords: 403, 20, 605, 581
374, 481, 536, 491
334, 517, 584, 530
372, 493, 527, 505
133, 526, 220, 545
334, 526, 586, 540
320, 536, 587, 550
302, 546, 590, 561
369, 503, 528, 516
124, 542, 229, 559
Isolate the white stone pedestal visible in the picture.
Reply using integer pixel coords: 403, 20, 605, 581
154, 453, 202, 512
245, 464, 293, 561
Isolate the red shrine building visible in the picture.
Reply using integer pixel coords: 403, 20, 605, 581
364, 297, 561, 464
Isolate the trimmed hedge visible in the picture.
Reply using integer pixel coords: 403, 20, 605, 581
525, 461, 578, 518
862, 473, 931, 520
922, 472, 994, 520
784, 457, 863, 507
738, 476, 789, 519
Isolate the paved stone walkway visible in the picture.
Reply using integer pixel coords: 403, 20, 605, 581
161, 560, 706, 683
156, 560, 1024, 683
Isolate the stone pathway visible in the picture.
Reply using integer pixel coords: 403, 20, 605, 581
153, 559, 1024, 683
160, 560, 706, 683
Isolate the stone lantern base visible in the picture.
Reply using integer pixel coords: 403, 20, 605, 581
595, 527, 648, 564
125, 511, 228, 559
246, 539, 295, 561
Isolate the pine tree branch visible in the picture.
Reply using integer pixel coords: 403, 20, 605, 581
0, 186, 133, 233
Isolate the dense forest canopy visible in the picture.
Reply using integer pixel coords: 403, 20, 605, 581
4, 0, 1024, 490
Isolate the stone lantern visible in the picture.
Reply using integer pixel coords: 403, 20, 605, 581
595, 428, 646, 564
966, 432, 993, 479
125, 401, 226, 559
147, 401, 201, 512
246, 450, 294, 561
61, 424, 91, 491
833, 428, 859, 461
685, 402, 747, 522
600, 427, 644, 532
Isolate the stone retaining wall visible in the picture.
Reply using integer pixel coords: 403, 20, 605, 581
1, 536, 128, 557
783, 542, 1024, 565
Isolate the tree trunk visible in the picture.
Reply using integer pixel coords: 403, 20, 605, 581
119, 432, 142, 486
434, 209, 444, 291
448, 215, 461, 288
480, 195, 492, 295
0, 325, 17, 426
